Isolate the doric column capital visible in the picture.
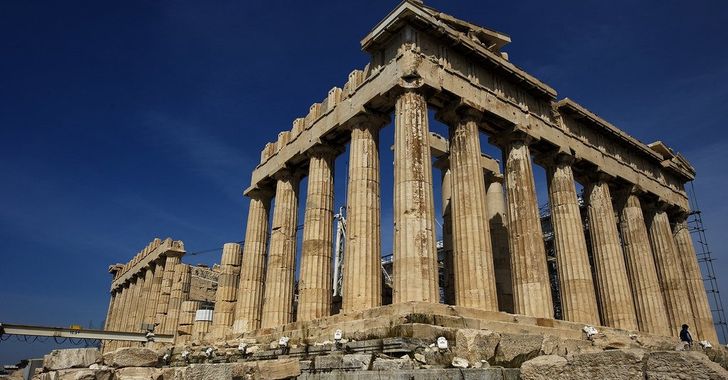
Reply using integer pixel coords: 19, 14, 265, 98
306, 143, 341, 159
489, 128, 534, 149
272, 167, 304, 183
347, 111, 390, 132
436, 100, 483, 127
247, 186, 274, 202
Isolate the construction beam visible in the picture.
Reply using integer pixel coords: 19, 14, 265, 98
0, 323, 174, 343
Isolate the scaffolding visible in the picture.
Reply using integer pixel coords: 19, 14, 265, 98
687, 181, 728, 343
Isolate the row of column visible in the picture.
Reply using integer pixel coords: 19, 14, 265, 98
229, 89, 716, 343
104, 252, 186, 352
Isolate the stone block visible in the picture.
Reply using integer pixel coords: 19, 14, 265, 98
113, 367, 163, 380
372, 356, 415, 371
644, 351, 728, 379
494, 333, 543, 367
103, 348, 160, 368
342, 353, 373, 370
314, 354, 343, 370
185, 363, 231, 380
43, 348, 101, 371
454, 329, 500, 364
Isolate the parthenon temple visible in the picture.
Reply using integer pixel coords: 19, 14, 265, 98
96, 1, 724, 377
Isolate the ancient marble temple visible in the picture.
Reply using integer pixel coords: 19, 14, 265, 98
103, 0, 718, 350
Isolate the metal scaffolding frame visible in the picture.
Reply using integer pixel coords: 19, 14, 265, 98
687, 181, 728, 343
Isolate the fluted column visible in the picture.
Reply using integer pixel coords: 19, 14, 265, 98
114, 284, 130, 332
163, 263, 191, 335
585, 176, 638, 330
213, 243, 243, 333
233, 189, 272, 333
434, 158, 455, 305
298, 145, 336, 321
156, 254, 182, 328
144, 262, 164, 328
486, 176, 513, 313
393, 90, 439, 304
138, 266, 154, 326
647, 205, 695, 336
546, 154, 599, 324
673, 215, 718, 343
342, 115, 386, 312
500, 133, 553, 318
127, 275, 143, 333
446, 109, 498, 310
615, 189, 670, 335
261, 169, 300, 328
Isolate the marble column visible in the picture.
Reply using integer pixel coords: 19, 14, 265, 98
114, 284, 129, 332
616, 190, 670, 335
446, 109, 498, 310
144, 262, 164, 328
485, 176, 513, 313
163, 263, 191, 335
546, 154, 599, 325
342, 115, 385, 312
127, 275, 143, 333
139, 266, 155, 326
434, 159, 455, 305
156, 254, 182, 328
673, 215, 718, 343
500, 133, 553, 318
213, 243, 243, 332
261, 169, 300, 328
233, 189, 272, 333
298, 145, 336, 321
585, 176, 638, 330
393, 90, 439, 304
647, 205, 695, 336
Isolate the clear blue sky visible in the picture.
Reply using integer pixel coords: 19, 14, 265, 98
1, 0, 727, 364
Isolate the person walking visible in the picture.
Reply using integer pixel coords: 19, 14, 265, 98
679, 324, 693, 349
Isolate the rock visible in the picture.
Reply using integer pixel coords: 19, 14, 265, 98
44, 348, 101, 370
372, 356, 414, 371
645, 351, 728, 379
494, 333, 543, 367
520, 355, 568, 379
451, 357, 469, 368
185, 364, 231, 379
521, 350, 644, 380
314, 354, 343, 370
113, 367, 163, 380
705, 345, 728, 370
255, 359, 301, 380
342, 353, 372, 370
104, 348, 160, 368
454, 329, 500, 364
414, 352, 426, 364
245, 345, 262, 355
591, 331, 639, 350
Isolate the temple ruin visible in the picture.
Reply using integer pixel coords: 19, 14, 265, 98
85, 1, 727, 378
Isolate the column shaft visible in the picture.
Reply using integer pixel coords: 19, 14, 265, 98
156, 255, 181, 328
586, 179, 638, 330
648, 208, 695, 336
673, 219, 718, 343
260, 171, 300, 328
233, 192, 271, 333
393, 90, 439, 303
298, 147, 336, 320
439, 164, 455, 305
144, 262, 164, 327
486, 178, 513, 313
163, 263, 191, 336
617, 192, 670, 335
448, 114, 498, 310
213, 243, 243, 333
127, 276, 143, 332
547, 158, 599, 324
502, 137, 553, 318
343, 119, 384, 312
138, 267, 154, 326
